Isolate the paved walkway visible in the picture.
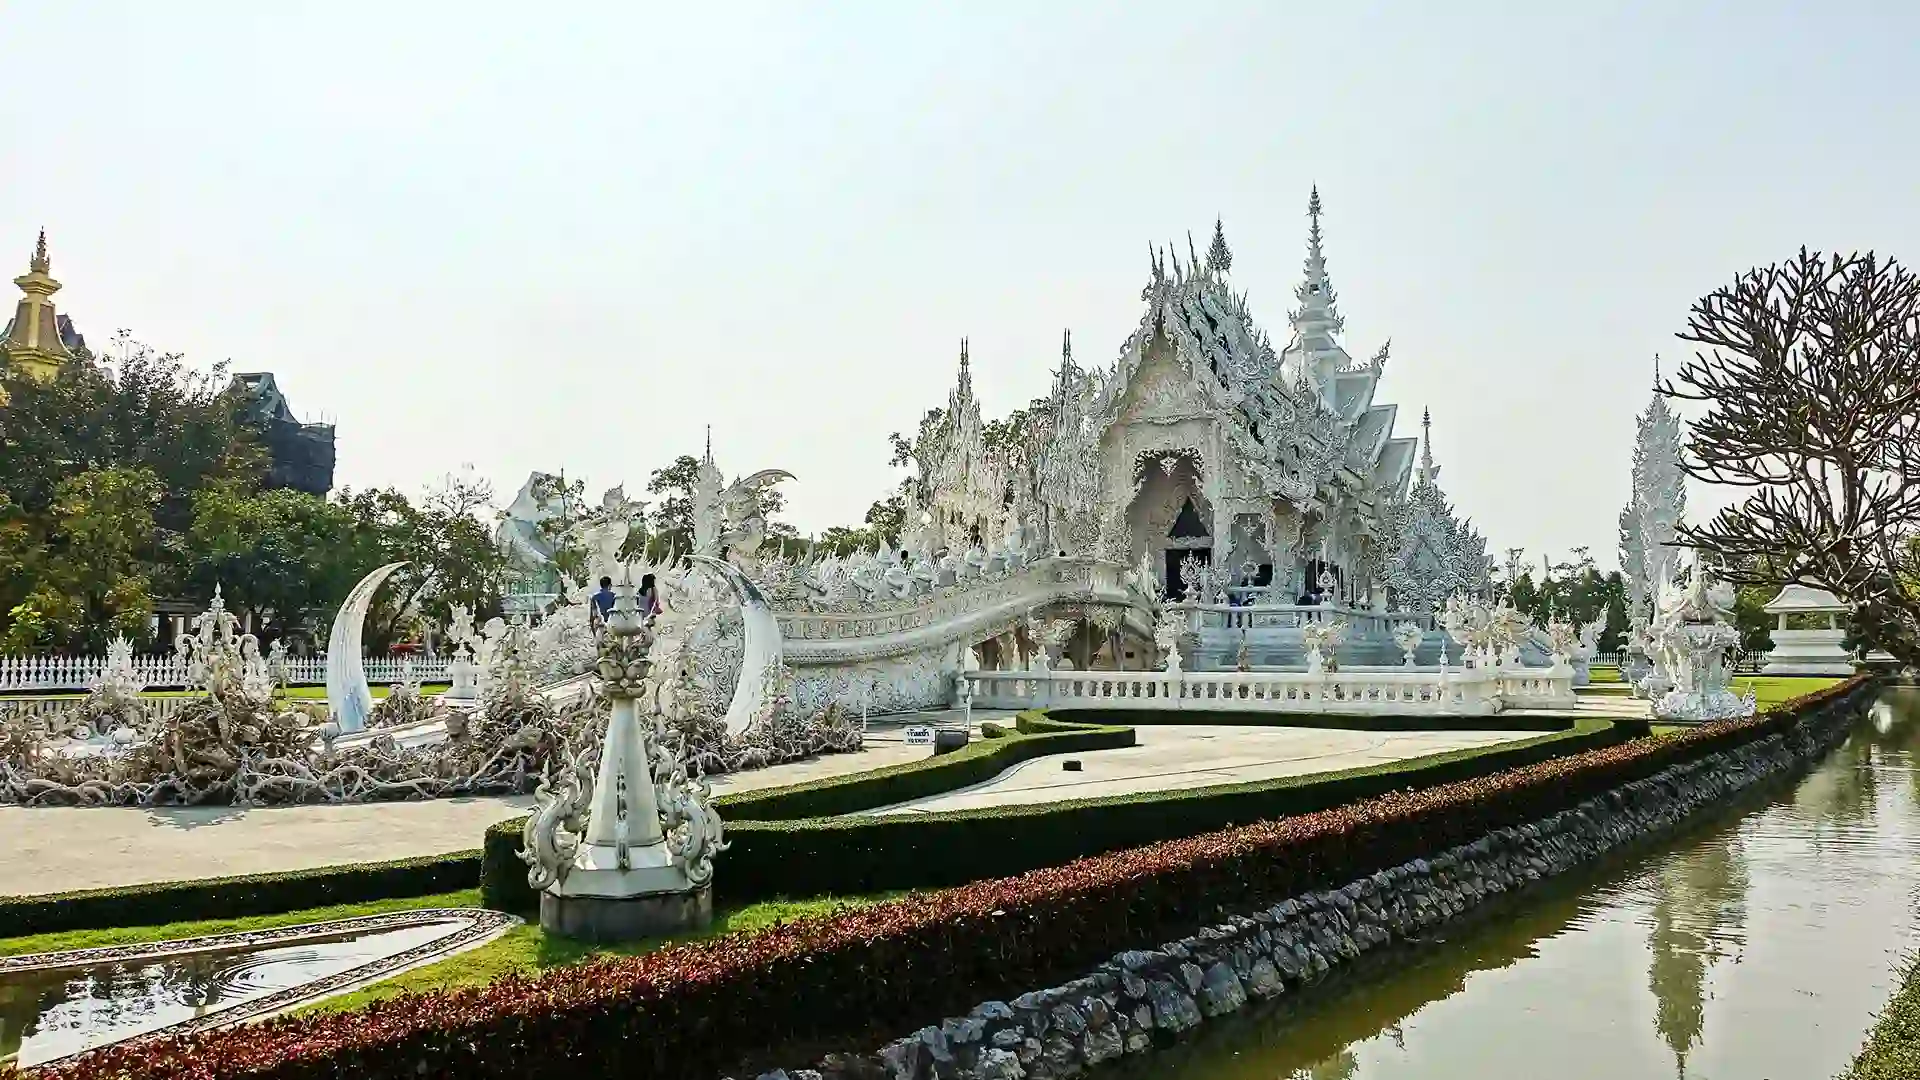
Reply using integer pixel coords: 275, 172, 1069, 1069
859, 725, 1539, 816
0, 712, 1014, 899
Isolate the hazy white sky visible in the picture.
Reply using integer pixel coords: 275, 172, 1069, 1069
4, 2, 1915, 570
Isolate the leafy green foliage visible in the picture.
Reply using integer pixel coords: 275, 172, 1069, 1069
1504, 546, 1630, 651
0, 334, 264, 649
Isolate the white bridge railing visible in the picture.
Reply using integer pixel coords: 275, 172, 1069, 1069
0, 653, 449, 694
965, 664, 1576, 717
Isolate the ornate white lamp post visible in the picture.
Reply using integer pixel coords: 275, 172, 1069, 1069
521, 570, 726, 941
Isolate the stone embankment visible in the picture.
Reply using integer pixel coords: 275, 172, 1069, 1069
746, 693, 1865, 1080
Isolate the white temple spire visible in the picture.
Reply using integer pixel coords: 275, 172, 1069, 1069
1419, 407, 1436, 484
1207, 216, 1232, 273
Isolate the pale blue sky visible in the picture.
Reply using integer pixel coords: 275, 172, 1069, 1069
4, 2, 1914, 569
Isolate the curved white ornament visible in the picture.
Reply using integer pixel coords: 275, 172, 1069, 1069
327, 561, 409, 733
685, 554, 784, 738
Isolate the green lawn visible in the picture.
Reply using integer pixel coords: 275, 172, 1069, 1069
1732, 675, 1844, 710
308, 892, 892, 1013
0, 887, 890, 1013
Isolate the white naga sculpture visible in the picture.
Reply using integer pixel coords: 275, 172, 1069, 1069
326, 562, 409, 733
1648, 564, 1756, 723
521, 567, 729, 940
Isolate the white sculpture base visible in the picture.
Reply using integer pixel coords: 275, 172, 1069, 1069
1761, 630, 1855, 676
541, 841, 712, 941
443, 657, 480, 702
541, 887, 712, 943
1653, 687, 1756, 725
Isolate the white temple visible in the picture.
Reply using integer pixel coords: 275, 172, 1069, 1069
909, 189, 1488, 616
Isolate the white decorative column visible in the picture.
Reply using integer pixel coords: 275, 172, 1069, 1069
525, 575, 726, 942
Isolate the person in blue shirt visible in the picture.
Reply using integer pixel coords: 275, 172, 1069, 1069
592, 576, 616, 625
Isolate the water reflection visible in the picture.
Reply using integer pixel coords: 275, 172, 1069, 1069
1122, 689, 1920, 1080
0, 920, 464, 1067
1644, 828, 1748, 1076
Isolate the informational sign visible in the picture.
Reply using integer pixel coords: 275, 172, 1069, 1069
903, 725, 936, 746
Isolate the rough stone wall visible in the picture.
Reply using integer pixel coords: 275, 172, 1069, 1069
744, 692, 1865, 1080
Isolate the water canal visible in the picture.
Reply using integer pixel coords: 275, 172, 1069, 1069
0, 918, 469, 1068
1119, 688, 1920, 1080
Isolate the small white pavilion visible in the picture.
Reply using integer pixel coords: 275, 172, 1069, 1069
1760, 585, 1856, 676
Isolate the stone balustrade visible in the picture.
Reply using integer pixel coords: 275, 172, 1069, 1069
964, 662, 1575, 717
0, 653, 448, 694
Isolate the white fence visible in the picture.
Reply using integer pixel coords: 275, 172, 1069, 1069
1, 695, 198, 730
0, 653, 449, 694
1593, 650, 1768, 674
965, 663, 1576, 717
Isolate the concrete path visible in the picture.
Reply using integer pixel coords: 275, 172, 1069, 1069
859, 725, 1539, 816
0, 713, 1015, 899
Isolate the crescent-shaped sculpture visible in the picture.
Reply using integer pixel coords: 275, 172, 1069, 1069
327, 561, 409, 734
684, 555, 784, 738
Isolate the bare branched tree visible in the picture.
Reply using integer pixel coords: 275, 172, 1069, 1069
1664, 248, 1920, 666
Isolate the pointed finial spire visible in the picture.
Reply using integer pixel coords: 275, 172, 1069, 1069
29, 229, 48, 274
960, 337, 969, 373
1653, 352, 1662, 386
1187, 230, 1200, 274
1419, 407, 1435, 482
1207, 216, 1232, 273
703, 424, 713, 465
1061, 327, 1072, 363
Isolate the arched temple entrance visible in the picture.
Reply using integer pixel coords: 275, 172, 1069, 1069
1127, 449, 1212, 600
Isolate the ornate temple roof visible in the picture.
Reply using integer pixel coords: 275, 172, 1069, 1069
1095, 189, 1412, 512
1, 230, 82, 383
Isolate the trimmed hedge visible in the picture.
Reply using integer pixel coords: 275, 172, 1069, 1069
41, 676, 1874, 1080
0, 851, 481, 941
482, 710, 1629, 913
480, 711, 1136, 912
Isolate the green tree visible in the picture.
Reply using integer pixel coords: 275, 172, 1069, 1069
646, 454, 787, 557
185, 483, 383, 645
339, 474, 508, 647
647, 455, 702, 555
17, 467, 165, 649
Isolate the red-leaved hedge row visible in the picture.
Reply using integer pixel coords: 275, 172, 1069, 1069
22, 676, 1874, 1080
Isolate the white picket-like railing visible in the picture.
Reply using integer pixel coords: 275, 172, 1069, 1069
0, 653, 449, 694
964, 663, 1577, 717
2, 694, 191, 728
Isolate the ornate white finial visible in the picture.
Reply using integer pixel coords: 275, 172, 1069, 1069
1653, 352, 1662, 387
1208, 215, 1232, 273
703, 424, 713, 466
1061, 327, 1071, 363
1419, 407, 1435, 481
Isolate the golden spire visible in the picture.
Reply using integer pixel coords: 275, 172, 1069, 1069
30, 229, 48, 275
